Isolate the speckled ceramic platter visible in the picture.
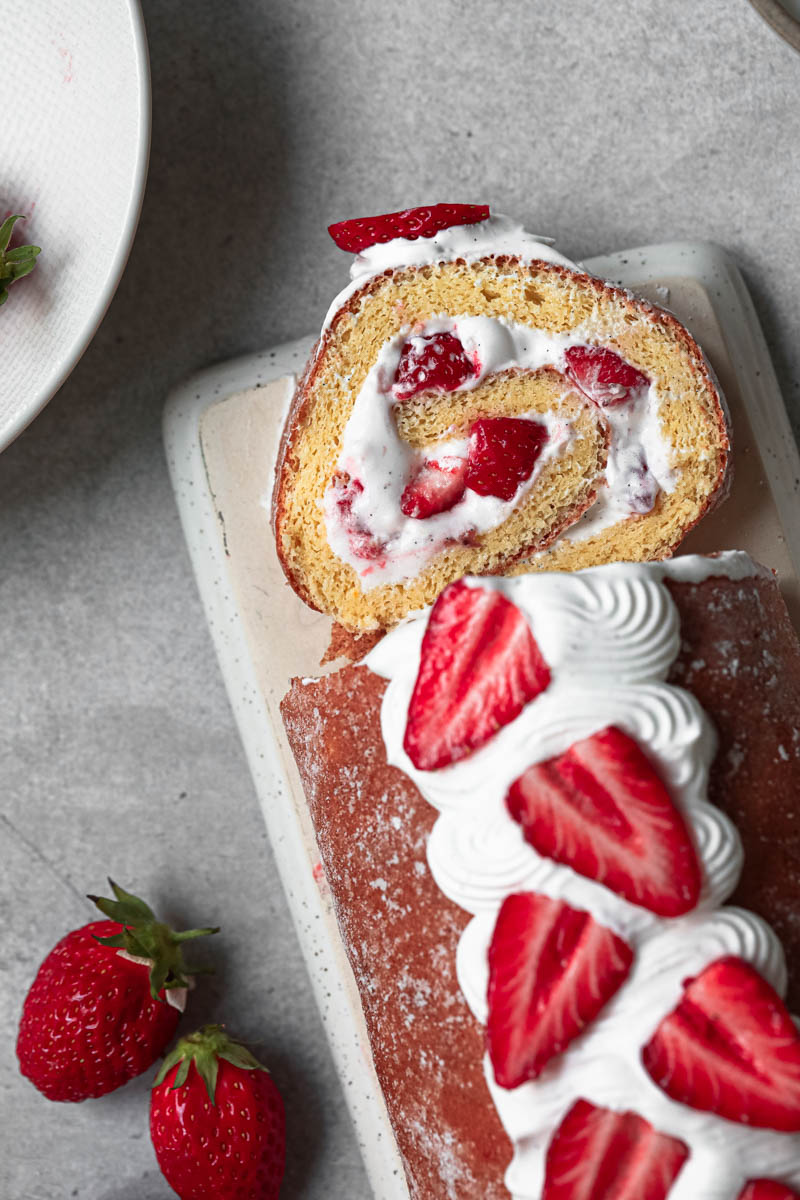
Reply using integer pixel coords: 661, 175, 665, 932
163, 242, 800, 1198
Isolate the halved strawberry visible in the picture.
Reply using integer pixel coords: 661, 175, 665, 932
543, 1099, 689, 1200
328, 203, 490, 253
487, 892, 633, 1088
392, 331, 476, 401
642, 955, 800, 1131
400, 457, 467, 519
403, 580, 551, 771
464, 417, 548, 501
739, 1184, 800, 1200
564, 345, 650, 406
506, 725, 701, 917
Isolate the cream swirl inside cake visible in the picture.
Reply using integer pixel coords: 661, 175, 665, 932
366, 552, 800, 1199
323, 311, 678, 590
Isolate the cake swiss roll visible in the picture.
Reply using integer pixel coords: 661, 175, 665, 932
281, 552, 800, 1199
272, 204, 730, 631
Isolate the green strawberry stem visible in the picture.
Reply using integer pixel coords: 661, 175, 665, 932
153, 1025, 268, 1104
0, 214, 40, 305
88, 879, 219, 1001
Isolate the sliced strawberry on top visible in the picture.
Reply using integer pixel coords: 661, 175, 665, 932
403, 580, 551, 771
564, 345, 650, 407
543, 1099, 689, 1200
487, 892, 633, 1089
506, 725, 702, 917
328, 203, 490, 253
739, 1184, 800, 1200
400, 457, 467, 520
642, 955, 800, 1132
392, 331, 476, 401
464, 416, 548, 501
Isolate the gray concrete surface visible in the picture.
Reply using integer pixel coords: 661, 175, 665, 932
1, 1, 799, 1197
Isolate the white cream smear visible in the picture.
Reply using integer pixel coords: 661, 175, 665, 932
366, 553, 800, 1199
321, 215, 678, 589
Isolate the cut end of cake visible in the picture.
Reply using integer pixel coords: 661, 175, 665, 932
273, 247, 729, 631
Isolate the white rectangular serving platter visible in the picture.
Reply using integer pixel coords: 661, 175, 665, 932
164, 242, 800, 1199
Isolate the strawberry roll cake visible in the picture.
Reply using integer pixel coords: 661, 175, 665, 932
281, 552, 800, 1199
273, 204, 730, 630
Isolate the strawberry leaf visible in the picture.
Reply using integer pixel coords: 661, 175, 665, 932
0, 214, 40, 305
154, 1026, 268, 1106
88, 881, 219, 1000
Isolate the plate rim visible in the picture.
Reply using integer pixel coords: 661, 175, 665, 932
748, 0, 800, 52
1, 0, 152, 452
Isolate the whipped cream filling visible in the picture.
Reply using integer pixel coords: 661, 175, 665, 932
321, 214, 681, 589
365, 553, 799, 1199
323, 315, 580, 590
323, 312, 678, 589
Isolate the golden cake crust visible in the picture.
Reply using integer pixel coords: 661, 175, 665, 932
281, 571, 800, 1199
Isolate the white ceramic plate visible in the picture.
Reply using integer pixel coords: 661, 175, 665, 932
0, 1, 150, 450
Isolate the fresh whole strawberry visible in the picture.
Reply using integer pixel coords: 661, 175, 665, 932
16, 880, 218, 1102
464, 417, 548, 501
642, 955, 800, 1131
487, 892, 633, 1088
506, 725, 702, 916
328, 203, 490, 253
739, 1183, 800, 1200
543, 1099, 689, 1199
392, 331, 476, 401
404, 579, 551, 771
400, 456, 467, 519
564, 344, 650, 406
151, 1025, 285, 1200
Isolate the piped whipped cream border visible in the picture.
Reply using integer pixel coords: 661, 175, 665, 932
365, 552, 798, 1200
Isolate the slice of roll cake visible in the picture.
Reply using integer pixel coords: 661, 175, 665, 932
273, 204, 729, 630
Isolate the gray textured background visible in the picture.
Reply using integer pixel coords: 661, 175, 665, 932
2, 1, 799, 1197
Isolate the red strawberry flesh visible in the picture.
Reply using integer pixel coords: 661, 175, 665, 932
400, 457, 467, 519
487, 892, 633, 1088
465, 416, 548, 501
624, 450, 660, 515
403, 579, 551, 771
642, 955, 800, 1131
565, 345, 650, 407
739, 1184, 800, 1200
506, 725, 702, 916
543, 1099, 689, 1200
331, 473, 386, 561
393, 331, 476, 401
328, 203, 490, 253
